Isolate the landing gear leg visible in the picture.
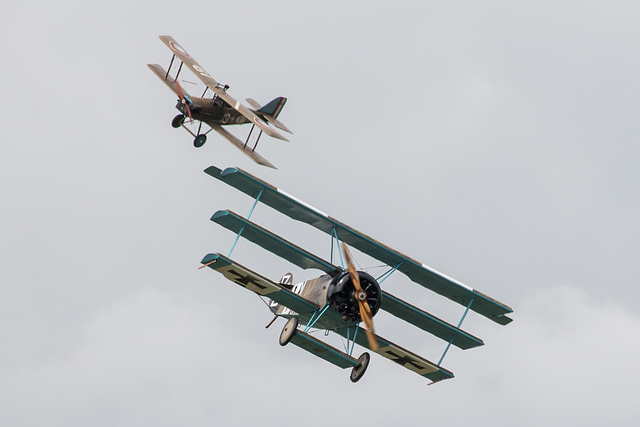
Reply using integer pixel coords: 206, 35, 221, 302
350, 352, 370, 383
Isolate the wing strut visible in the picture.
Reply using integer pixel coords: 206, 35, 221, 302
438, 296, 475, 365
252, 130, 263, 152
165, 54, 175, 80
174, 61, 184, 82
243, 124, 264, 152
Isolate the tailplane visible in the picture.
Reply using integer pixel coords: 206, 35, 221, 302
246, 97, 293, 134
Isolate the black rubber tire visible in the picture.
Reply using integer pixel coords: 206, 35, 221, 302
279, 317, 298, 346
350, 352, 370, 383
193, 134, 207, 148
171, 114, 185, 128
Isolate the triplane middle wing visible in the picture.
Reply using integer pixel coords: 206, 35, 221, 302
201, 166, 513, 384
148, 36, 292, 169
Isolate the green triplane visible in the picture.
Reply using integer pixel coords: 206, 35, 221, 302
200, 166, 513, 384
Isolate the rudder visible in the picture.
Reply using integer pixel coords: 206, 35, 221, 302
258, 97, 287, 119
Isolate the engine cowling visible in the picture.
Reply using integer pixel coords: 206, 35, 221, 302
328, 271, 382, 322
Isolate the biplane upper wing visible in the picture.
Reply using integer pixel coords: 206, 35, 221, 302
210, 209, 485, 350
205, 166, 513, 326
200, 253, 319, 316
158, 35, 289, 142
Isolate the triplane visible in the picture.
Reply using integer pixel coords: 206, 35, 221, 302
148, 36, 292, 169
200, 166, 513, 383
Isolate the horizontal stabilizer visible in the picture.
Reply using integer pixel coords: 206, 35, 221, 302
204, 166, 513, 325
262, 114, 293, 134
290, 330, 360, 369
246, 97, 292, 134
200, 253, 319, 315
211, 210, 339, 274
334, 328, 454, 383
245, 98, 261, 109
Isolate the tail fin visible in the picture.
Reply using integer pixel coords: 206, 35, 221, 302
269, 272, 294, 314
279, 272, 294, 289
246, 97, 293, 134
257, 97, 287, 119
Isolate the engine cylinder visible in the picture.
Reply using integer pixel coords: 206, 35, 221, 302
328, 271, 382, 322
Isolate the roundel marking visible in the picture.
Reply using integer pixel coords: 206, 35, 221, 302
169, 41, 190, 58
253, 116, 267, 127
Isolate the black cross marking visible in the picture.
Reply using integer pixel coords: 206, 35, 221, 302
227, 269, 268, 290
384, 350, 426, 371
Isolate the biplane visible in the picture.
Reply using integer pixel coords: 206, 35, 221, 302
148, 36, 292, 169
200, 166, 513, 383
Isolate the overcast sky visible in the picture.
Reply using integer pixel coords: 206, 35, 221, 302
2, 1, 640, 426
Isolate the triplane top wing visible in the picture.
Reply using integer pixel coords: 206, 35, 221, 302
148, 36, 292, 169
201, 165, 513, 384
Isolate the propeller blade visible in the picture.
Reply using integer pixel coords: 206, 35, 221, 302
341, 243, 379, 351
357, 299, 378, 351
175, 80, 193, 123
342, 243, 361, 291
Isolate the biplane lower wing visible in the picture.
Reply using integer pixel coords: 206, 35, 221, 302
206, 124, 277, 169
204, 166, 513, 326
334, 328, 454, 383
290, 330, 360, 369
148, 63, 185, 97
200, 253, 319, 316
210, 209, 482, 350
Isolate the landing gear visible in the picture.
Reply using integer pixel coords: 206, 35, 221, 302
171, 114, 185, 128
193, 134, 207, 148
350, 352, 370, 383
279, 317, 298, 346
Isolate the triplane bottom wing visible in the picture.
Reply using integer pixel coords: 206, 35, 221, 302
201, 252, 454, 383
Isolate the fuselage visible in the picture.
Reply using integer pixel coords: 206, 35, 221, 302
177, 96, 250, 126
270, 271, 382, 331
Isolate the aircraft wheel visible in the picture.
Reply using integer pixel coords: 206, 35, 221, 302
171, 114, 185, 128
279, 317, 298, 346
193, 134, 207, 148
350, 352, 370, 383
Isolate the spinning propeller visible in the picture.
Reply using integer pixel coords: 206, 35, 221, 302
341, 243, 379, 351
175, 80, 193, 123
